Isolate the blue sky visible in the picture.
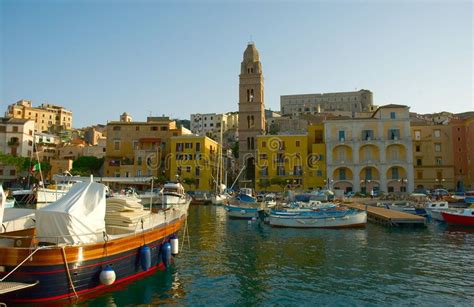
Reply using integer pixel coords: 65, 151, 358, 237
1, 0, 472, 127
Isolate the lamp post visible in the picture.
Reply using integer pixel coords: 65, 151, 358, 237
435, 178, 445, 189
398, 178, 408, 192
323, 178, 334, 191
360, 179, 371, 195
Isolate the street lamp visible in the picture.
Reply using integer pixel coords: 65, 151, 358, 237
435, 178, 445, 188
323, 178, 334, 190
360, 179, 371, 195
397, 178, 408, 192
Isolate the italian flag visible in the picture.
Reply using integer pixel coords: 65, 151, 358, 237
30, 163, 41, 173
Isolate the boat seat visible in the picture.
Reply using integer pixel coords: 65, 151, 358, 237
0, 281, 39, 295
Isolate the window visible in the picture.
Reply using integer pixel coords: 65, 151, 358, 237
339, 169, 346, 180
176, 143, 183, 152
392, 167, 399, 179
196, 143, 201, 152
261, 166, 268, 177
365, 168, 372, 180
416, 158, 422, 166
186, 166, 191, 173
435, 143, 441, 152
136, 126, 140, 131
388, 129, 400, 140
262, 141, 266, 148
114, 140, 120, 150
137, 157, 142, 165
338, 130, 345, 141
160, 126, 168, 131
415, 144, 421, 152
12, 126, 18, 132
390, 112, 396, 119
362, 130, 374, 140
113, 126, 121, 131
10, 169, 16, 176
133, 140, 139, 150
436, 157, 443, 165
434, 129, 440, 138
151, 126, 158, 131
259, 153, 267, 160
417, 171, 423, 180
195, 167, 201, 177
137, 170, 142, 177
294, 166, 303, 176
277, 166, 285, 176
316, 170, 323, 177
185, 143, 193, 149
296, 140, 300, 147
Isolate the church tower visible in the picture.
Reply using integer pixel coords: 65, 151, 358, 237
238, 42, 266, 187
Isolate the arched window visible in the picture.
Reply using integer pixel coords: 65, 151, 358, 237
247, 89, 250, 102
247, 137, 251, 150
251, 115, 254, 127
247, 116, 251, 128
250, 89, 254, 102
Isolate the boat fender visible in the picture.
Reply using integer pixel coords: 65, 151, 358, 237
170, 235, 179, 255
161, 242, 172, 268
99, 265, 116, 285
140, 245, 152, 271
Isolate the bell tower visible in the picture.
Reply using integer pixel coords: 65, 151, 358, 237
238, 42, 265, 188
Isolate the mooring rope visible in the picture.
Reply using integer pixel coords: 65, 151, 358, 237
61, 246, 78, 299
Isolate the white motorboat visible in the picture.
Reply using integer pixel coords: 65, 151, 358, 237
162, 182, 191, 208
269, 208, 367, 228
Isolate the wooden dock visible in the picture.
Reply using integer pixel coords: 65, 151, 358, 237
344, 203, 426, 227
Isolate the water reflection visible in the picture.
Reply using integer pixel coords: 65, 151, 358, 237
81, 206, 474, 306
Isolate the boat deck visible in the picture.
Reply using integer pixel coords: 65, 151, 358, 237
344, 203, 426, 227
0, 281, 39, 295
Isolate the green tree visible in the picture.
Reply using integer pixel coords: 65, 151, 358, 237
71, 156, 104, 176
231, 141, 239, 158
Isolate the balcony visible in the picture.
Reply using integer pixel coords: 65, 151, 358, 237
7, 139, 19, 147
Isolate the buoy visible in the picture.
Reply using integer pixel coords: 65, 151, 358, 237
161, 242, 172, 268
140, 245, 151, 271
99, 265, 116, 285
170, 235, 179, 255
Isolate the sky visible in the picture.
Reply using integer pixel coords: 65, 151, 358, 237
1, 0, 472, 128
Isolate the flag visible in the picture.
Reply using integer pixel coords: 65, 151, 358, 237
30, 163, 41, 173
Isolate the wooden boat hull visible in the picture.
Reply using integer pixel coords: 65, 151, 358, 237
442, 211, 474, 227
269, 211, 367, 228
0, 215, 185, 303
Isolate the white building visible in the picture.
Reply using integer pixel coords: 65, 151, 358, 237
190, 112, 238, 140
0, 118, 35, 181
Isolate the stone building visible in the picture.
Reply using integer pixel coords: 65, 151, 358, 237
238, 42, 266, 187
5, 99, 73, 133
280, 89, 373, 116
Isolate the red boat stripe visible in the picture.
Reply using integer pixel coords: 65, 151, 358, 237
10, 262, 166, 303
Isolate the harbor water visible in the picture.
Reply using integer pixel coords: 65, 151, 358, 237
83, 205, 474, 306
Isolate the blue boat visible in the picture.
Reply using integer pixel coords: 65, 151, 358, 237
225, 188, 259, 219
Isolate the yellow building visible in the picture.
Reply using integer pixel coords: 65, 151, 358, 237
254, 124, 326, 192
6, 100, 73, 132
411, 120, 455, 191
104, 114, 189, 179
169, 135, 218, 191
324, 104, 414, 194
